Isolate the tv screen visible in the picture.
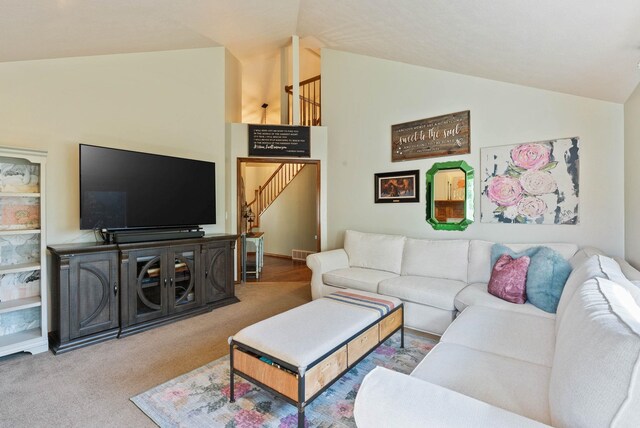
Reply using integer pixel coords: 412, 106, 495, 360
80, 144, 216, 230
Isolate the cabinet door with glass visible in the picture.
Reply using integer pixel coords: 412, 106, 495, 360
0, 147, 48, 357
127, 245, 202, 324
127, 248, 167, 325
167, 245, 201, 314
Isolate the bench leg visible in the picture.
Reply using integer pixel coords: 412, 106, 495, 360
229, 343, 235, 403
401, 326, 404, 348
298, 406, 305, 428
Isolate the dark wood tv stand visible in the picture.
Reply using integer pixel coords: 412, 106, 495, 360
47, 234, 238, 354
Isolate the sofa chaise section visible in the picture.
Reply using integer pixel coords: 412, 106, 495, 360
354, 254, 640, 427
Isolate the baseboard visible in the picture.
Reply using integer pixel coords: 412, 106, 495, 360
264, 253, 291, 260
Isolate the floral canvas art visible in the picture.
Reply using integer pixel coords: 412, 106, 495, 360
481, 138, 579, 224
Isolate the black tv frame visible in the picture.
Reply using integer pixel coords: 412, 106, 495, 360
79, 144, 215, 242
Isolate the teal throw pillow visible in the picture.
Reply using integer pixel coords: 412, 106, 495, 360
491, 244, 572, 313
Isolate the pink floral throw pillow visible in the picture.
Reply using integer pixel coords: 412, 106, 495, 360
488, 254, 530, 304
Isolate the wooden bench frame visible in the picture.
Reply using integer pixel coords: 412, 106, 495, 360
229, 304, 404, 428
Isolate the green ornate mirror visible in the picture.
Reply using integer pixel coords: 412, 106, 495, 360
426, 160, 474, 231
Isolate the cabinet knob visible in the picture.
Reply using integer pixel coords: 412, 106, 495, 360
114, 282, 118, 296
170, 277, 174, 285
164, 278, 168, 288
205, 270, 208, 278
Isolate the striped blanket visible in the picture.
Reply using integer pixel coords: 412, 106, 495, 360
325, 291, 397, 317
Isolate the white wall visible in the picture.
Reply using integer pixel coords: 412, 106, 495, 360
259, 163, 318, 255
244, 162, 279, 202
0, 47, 236, 245
625, 83, 640, 267
225, 50, 242, 123
322, 49, 625, 256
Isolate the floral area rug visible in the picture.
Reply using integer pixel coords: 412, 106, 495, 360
131, 331, 435, 428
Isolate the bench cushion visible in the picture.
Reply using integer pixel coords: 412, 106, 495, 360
411, 343, 552, 424
441, 305, 556, 367
323, 267, 398, 293
379, 276, 466, 311
233, 290, 402, 370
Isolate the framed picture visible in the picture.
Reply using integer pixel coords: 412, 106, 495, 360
374, 170, 420, 203
391, 110, 470, 162
480, 137, 579, 224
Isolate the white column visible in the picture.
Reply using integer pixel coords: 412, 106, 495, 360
280, 45, 290, 125
292, 35, 300, 126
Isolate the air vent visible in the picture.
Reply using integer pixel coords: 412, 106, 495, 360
292, 249, 315, 261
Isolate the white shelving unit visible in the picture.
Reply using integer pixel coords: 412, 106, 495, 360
0, 146, 48, 357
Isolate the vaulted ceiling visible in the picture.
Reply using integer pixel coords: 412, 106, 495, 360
1, 0, 639, 102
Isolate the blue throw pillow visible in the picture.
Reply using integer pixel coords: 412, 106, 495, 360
491, 244, 572, 313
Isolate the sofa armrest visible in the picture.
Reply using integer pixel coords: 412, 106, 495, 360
354, 367, 550, 428
614, 256, 640, 282
306, 249, 349, 299
570, 246, 605, 269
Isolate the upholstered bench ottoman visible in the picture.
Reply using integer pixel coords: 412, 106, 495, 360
229, 290, 404, 427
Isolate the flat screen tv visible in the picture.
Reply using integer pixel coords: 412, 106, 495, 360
80, 144, 216, 231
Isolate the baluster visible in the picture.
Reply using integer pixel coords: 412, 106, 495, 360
312, 81, 315, 125
308, 84, 311, 126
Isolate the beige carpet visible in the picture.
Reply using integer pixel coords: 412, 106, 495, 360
0, 281, 312, 428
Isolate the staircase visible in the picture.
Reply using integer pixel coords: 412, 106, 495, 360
246, 162, 306, 228
285, 75, 321, 126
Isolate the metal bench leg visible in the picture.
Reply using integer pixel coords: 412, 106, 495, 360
401, 307, 405, 348
298, 406, 305, 428
229, 342, 235, 403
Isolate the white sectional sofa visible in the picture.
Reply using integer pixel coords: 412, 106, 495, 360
307, 230, 580, 334
353, 253, 640, 427
306, 230, 640, 427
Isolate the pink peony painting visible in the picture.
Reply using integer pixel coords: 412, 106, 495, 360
481, 138, 579, 224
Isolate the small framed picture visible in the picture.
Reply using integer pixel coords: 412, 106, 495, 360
374, 170, 420, 203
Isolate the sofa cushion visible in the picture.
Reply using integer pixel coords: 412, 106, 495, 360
455, 282, 555, 319
378, 276, 467, 311
343, 230, 405, 274
403, 301, 456, 335
468, 240, 578, 285
323, 268, 398, 293
549, 278, 640, 427
412, 343, 552, 424
401, 238, 469, 282
441, 305, 556, 367
491, 245, 572, 313
555, 255, 633, 332
488, 254, 530, 304
355, 367, 551, 428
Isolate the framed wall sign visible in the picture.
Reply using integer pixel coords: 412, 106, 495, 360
374, 170, 420, 203
391, 110, 470, 161
248, 124, 310, 158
